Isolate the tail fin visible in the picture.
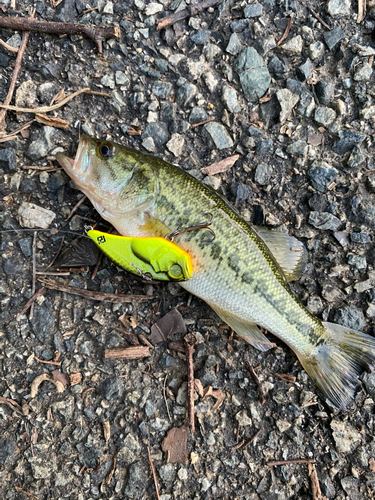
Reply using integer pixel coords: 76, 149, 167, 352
298, 322, 375, 410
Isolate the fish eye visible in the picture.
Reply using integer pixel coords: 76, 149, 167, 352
97, 142, 114, 159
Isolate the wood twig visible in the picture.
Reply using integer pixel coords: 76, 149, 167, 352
308, 462, 323, 500
29, 231, 37, 320
0, 120, 35, 143
0, 88, 110, 114
17, 286, 47, 320
0, 16, 119, 53
237, 427, 264, 450
44, 236, 64, 271
190, 117, 215, 129
276, 16, 292, 46
37, 277, 152, 303
0, 38, 19, 53
104, 346, 150, 360
156, 0, 219, 30
357, 0, 366, 23
306, 6, 331, 30
0, 9, 35, 132
247, 364, 266, 405
185, 333, 197, 433
163, 375, 172, 422
65, 195, 87, 221
34, 356, 61, 366
267, 459, 316, 466
147, 446, 161, 500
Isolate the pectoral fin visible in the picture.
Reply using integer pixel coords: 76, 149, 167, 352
211, 306, 274, 352
254, 226, 307, 282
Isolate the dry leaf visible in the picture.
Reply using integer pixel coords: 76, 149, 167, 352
0, 397, 23, 415
103, 421, 111, 442
258, 93, 271, 104
150, 309, 186, 345
35, 113, 69, 129
194, 379, 204, 398
162, 426, 188, 464
357, 0, 366, 23
280, 124, 292, 137
31, 427, 38, 444
201, 154, 240, 176
203, 386, 225, 411
52, 369, 69, 386
69, 372, 82, 386
369, 457, 375, 472
46, 408, 53, 421
30, 373, 65, 398
118, 314, 138, 329
307, 132, 323, 147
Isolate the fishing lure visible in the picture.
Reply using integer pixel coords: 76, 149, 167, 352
86, 229, 194, 281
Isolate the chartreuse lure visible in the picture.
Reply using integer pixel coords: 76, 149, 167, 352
87, 229, 193, 281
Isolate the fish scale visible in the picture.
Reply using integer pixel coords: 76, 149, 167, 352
57, 135, 375, 409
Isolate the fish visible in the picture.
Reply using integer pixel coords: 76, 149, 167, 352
57, 135, 375, 409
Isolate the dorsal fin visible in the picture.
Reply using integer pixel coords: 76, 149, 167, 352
253, 226, 307, 283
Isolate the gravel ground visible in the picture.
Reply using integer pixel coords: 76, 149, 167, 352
1, 0, 375, 498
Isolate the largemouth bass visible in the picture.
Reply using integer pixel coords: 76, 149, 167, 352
57, 135, 375, 409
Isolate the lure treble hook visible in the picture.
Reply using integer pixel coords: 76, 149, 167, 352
165, 212, 216, 243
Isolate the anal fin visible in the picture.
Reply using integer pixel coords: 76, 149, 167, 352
211, 306, 274, 352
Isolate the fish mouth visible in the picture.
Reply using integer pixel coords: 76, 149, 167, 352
56, 135, 92, 179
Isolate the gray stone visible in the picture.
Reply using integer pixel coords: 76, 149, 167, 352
191, 30, 211, 45
159, 463, 176, 481
152, 81, 173, 99
115, 71, 129, 85
189, 107, 208, 124
254, 163, 272, 185
308, 161, 338, 192
159, 353, 175, 368
268, 56, 288, 77
276, 89, 300, 123
0, 439, 17, 466
333, 306, 366, 331
307, 296, 324, 315
6, 34, 21, 49
321, 284, 345, 306
177, 83, 197, 107
37, 82, 58, 103
330, 420, 362, 453
230, 19, 248, 32
244, 3, 263, 17
315, 80, 335, 106
102, 377, 121, 400
18, 202, 56, 229
166, 133, 184, 157
124, 462, 148, 499
254, 36, 276, 56
286, 140, 308, 156
226, 33, 242, 55
234, 47, 271, 103
117, 433, 141, 463
203, 43, 222, 61
324, 26, 345, 50
333, 130, 366, 154
0, 51, 10, 67
341, 477, 362, 500
4, 258, 24, 275
346, 146, 366, 168
281, 35, 303, 56
308, 41, 325, 60
354, 63, 373, 81
296, 58, 312, 81
314, 106, 337, 127
256, 139, 274, 156
222, 85, 241, 113
351, 232, 371, 244
234, 183, 252, 204
142, 122, 170, 148
235, 410, 252, 426
18, 238, 33, 257
309, 212, 341, 231
0, 148, 16, 172
327, 0, 350, 17
203, 122, 234, 149
101, 73, 115, 89
26, 126, 56, 161
348, 254, 367, 270
30, 305, 55, 343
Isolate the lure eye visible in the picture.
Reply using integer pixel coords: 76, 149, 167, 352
97, 142, 114, 159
